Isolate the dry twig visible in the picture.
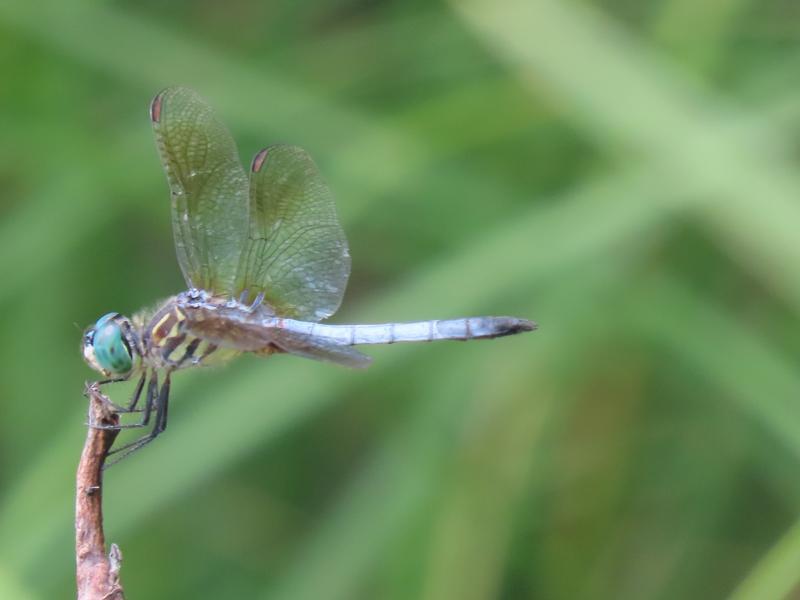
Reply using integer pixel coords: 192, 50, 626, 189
76, 382, 126, 600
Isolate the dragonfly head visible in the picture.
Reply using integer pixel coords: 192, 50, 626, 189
82, 312, 139, 377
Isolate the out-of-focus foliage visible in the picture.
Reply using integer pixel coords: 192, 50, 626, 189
0, 0, 799, 598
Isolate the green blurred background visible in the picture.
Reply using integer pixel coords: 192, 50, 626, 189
1, 0, 800, 598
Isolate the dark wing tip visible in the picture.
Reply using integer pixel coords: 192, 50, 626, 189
150, 89, 170, 123
517, 319, 537, 332
251, 148, 270, 173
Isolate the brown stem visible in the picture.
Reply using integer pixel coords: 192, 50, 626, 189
76, 382, 126, 600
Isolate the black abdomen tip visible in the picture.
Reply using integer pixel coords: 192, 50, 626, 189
495, 317, 537, 337
516, 319, 537, 332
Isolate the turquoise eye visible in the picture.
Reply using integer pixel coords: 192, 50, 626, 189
92, 313, 133, 374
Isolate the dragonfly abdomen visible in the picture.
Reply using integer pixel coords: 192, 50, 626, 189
277, 317, 536, 346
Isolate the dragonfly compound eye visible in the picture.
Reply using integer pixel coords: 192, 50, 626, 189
83, 312, 134, 375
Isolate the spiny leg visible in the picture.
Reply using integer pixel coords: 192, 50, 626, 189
104, 370, 147, 415
157, 372, 170, 432
125, 371, 147, 412
89, 371, 155, 431
105, 370, 172, 466
140, 370, 158, 427
96, 375, 130, 386
103, 371, 158, 447
92, 372, 140, 413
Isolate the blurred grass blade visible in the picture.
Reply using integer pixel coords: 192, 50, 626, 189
630, 276, 800, 454
731, 518, 800, 600
419, 357, 550, 600
650, 0, 751, 73
630, 276, 800, 598
264, 350, 484, 600
451, 0, 800, 309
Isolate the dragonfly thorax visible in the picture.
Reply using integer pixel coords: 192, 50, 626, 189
82, 312, 141, 377
140, 292, 248, 371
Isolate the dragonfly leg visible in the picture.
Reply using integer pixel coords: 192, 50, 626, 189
93, 374, 131, 412
96, 375, 129, 386
123, 371, 147, 413
139, 371, 157, 427
105, 370, 172, 466
88, 371, 155, 431
91, 372, 145, 414
153, 371, 171, 437
97, 372, 157, 435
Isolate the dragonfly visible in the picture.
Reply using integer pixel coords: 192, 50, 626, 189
82, 87, 536, 461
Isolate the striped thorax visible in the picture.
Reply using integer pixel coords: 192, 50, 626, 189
142, 293, 239, 370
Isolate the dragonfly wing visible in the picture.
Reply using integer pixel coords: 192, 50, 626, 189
181, 304, 371, 369
151, 87, 249, 294
234, 145, 350, 321
267, 329, 372, 369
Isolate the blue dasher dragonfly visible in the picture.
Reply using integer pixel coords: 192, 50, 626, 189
82, 87, 536, 460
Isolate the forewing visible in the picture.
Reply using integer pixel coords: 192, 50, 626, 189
151, 87, 249, 294
182, 305, 371, 369
235, 145, 350, 321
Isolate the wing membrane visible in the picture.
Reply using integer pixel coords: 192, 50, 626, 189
151, 87, 248, 293
235, 145, 350, 321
